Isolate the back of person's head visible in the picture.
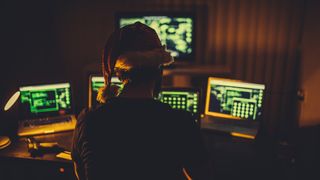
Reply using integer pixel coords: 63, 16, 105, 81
98, 22, 174, 102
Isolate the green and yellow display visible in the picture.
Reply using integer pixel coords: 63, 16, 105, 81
158, 91, 198, 114
207, 79, 265, 120
119, 16, 193, 59
19, 83, 71, 114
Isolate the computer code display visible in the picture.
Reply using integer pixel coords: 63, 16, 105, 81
158, 91, 198, 114
19, 83, 72, 117
91, 77, 105, 92
119, 16, 193, 59
206, 78, 265, 120
90, 76, 123, 108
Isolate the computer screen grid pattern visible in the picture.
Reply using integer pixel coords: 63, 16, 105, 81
206, 78, 265, 121
19, 83, 72, 115
158, 91, 198, 114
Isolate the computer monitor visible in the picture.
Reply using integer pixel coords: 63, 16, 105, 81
19, 83, 73, 119
89, 75, 123, 108
157, 88, 201, 123
205, 77, 265, 121
115, 12, 195, 61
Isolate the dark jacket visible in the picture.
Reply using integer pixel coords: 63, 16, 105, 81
72, 98, 209, 180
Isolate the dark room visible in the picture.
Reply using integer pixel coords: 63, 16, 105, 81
1, 0, 319, 179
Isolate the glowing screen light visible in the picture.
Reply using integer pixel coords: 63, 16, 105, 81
158, 91, 199, 114
91, 76, 105, 92
119, 16, 193, 59
19, 83, 71, 114
205, 78, 265, 120
4, 91, 20, 111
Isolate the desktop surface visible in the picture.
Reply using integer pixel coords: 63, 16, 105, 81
0, 131, 73, 163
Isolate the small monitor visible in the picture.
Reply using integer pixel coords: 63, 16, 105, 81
205, 77, 265, 121
19, 83, 72, 119
116, 12, 195, 61
89, 75, 123, 108
157, 88, 201, 123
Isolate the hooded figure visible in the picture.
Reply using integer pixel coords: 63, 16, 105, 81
72, 22, 212, 180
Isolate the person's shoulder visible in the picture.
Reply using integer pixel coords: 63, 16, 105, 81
168, 108, 198, 126
76, 107, 96, 125
77, 103, 110, 121
152, 100, 195, 119
171, 108, 193, 118
152, 99, 172, 109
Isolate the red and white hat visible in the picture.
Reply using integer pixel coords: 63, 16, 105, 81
102, 22, 174, 87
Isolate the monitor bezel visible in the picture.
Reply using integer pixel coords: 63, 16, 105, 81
205, 77, 266, 122
114, 11, 196, 62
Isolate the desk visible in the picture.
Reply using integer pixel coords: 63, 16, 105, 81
0, 131, 76, 180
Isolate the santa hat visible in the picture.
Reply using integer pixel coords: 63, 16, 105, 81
102, 22, 173, 84
98, 22, 174, 103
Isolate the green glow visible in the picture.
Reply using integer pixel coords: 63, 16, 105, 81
91, 76, 123, 92
19, 83, 71, 114
19, 83, 70, 91
92, 81, 104, 91
119, 16, 193, 58
168, 28, 175, 33
210, 79, 265, 90
207, 78, 265, 120
158, 91, 198, 114
161, 91, 189, 95
159, 17, 171, 24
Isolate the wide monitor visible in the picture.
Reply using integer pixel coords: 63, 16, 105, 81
205, 77, 265, 121
19, 83, 72, 119
115, 12, 195, 61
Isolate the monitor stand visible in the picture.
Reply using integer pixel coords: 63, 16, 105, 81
0, 136, 11, 150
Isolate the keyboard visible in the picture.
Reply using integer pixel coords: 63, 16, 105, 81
23, 116, 72, 127
18, 115, 77, 137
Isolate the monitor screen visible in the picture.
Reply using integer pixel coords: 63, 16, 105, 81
205, 78, 265, 121
157, 88, 200, 115
19, 83, 72, 119
89, 76, 123, 108
116, 13, 194, 60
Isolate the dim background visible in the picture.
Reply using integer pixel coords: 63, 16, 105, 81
0, 0, 319, 154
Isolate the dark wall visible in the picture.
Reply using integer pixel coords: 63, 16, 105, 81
299, 0, 320, 127
1, 1, 114, 114
1, 0, 199, 117
1, 1, 69, 131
